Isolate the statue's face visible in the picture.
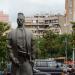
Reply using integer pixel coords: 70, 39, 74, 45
17, 13, 25, 27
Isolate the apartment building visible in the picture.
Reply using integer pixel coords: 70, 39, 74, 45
65, 0, 75, 22
25, 14, 65, 38
0, 11, 9, 23
65, 0, 75, 33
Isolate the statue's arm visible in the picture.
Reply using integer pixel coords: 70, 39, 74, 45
7, 32, 19, 64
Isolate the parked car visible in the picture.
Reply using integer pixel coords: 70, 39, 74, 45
33, 68, 50, 75
34, 59, 63, 75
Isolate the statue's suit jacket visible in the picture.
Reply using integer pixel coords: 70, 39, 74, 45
7, 27, 35, 75
8, 27, 35, 62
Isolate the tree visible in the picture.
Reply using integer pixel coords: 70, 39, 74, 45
43, 30, 58, 57
36, 30, 73, 59
58, 34, 72, 58
37, 30, 59, 58
71, 22, 75, 44
0, 22, 10, 70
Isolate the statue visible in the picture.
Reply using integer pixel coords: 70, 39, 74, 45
7, 13, 35, 75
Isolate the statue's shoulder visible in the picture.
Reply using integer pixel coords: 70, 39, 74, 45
8, 29, 16, 35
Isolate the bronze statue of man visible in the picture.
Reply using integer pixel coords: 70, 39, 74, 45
7, 13, 35, 75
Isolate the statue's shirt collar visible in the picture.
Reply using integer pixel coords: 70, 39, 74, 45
17, 27, 24, 30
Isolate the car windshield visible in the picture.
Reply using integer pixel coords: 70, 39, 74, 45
36, 61, 48, 67
35, 60, 57, 67
47, 61, 57, 67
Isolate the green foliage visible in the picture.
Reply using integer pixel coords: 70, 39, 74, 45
71, 21, 75, 47
36, 30, 73, 59
0, 22, 10, 71
71, 22, 75, 29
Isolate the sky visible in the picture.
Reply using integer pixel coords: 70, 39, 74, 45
0, 0, 65, 28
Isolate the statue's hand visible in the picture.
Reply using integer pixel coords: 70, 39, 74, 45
13, 58, 19, 66
30, 60, 34, 67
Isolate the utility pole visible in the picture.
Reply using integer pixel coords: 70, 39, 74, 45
64, 37, 68, 64
73, 47, 75, 68
37, 16, 39, 59
72, 24, 75, 68
72, 40, 75, 68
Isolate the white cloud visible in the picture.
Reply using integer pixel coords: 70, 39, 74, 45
11, 22, 17, 29
31, 0, 48, 4
0, 0, 9, 13
31, 0, 64, 5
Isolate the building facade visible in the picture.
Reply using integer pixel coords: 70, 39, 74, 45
0, 11, 10, 35
25, 14, 65, 38
65, 0, 73, 23
65, 0, 75, 33
0, 11, 9, 23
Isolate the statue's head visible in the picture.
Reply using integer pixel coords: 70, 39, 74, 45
17, 13, 25, 27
